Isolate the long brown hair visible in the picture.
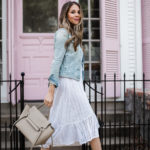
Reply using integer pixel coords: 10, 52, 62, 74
59, 1, 84, 51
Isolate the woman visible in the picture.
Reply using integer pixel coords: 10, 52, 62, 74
41, 1, 102, 150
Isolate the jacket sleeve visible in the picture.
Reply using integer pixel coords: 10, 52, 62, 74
48, 28, 68, 88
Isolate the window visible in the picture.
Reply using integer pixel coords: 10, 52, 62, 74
23, 0, 58, 33
80, 0, 100, 81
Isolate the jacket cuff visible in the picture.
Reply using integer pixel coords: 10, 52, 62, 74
48, 75, 58, 88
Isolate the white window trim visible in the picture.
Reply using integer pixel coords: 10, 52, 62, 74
1, 0, 7, 102
80, 0, 101, 101
82, 0, 101, 81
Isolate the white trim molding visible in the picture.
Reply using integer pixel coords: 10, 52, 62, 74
120, 0, 143, 90
120, 0, 143, 96
1, 0, 7, 102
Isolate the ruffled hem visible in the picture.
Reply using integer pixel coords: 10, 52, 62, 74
41, 114, 100, 148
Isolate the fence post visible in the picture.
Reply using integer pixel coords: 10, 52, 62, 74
0, 75, 1, 150
9, 74, 13, 150
20, 72, 25, 150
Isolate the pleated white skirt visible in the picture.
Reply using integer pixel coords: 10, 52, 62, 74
42, 67, 100, 148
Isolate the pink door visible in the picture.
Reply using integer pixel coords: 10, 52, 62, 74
14, 0, 69, 100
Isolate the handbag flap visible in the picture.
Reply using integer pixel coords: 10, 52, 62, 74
19, 104, 30, 118
27, 106, 50, 129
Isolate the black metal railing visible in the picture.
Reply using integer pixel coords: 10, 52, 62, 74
82, 73, 150, 150
0, 73, 150, 150
0, 73, 25, 150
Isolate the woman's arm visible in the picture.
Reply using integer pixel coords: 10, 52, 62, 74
44, 28, 68, 107
48, 28, 69, 87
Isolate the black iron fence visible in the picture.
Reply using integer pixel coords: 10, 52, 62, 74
0, 73, 25, 150
0, 73, 150, 150
83, 73, 150, 150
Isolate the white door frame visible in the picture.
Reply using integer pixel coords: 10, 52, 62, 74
1, 0, 7, 102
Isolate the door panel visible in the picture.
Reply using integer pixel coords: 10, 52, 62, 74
14, 0, 57, 100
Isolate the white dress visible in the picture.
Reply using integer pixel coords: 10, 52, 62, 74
42, 65, 100, 148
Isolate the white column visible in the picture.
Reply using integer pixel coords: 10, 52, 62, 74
1, 0, 7, 102
120, 0, 143, 97
135, 0, 143, 82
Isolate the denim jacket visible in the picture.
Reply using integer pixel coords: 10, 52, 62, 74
48, 28, 84, 87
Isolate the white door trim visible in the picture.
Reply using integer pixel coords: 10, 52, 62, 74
1, 0, 7, 102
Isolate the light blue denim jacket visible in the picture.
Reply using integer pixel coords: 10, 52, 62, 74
48, 28, 84, 87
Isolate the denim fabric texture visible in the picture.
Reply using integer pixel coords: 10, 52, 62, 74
48, 28, 84, 87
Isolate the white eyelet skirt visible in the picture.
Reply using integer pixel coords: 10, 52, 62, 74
42, 69, 100, 148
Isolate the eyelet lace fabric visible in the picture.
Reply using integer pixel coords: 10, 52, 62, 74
42, 66, 100, 148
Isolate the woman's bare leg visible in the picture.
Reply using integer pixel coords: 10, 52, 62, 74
89, 137, 102, 150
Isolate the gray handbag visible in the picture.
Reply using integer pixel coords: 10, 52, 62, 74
12, 103, 54, 149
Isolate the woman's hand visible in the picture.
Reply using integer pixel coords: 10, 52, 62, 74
44, 92, 54, 107
44, 84, 55, 107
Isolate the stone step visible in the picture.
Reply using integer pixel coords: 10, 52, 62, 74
97, 110, 131, 123
0, 110, 131, 126
0, 136, 140, 150
100, 124, 139, 137
1, 102, 50, 114
1, 100, 125, 115
90, 100, 125, 112
0, 140, 82, 150
0, 123, 139, 143
26, 141, 82, 150
1, 102, 22, 114
0, 110, 131, 127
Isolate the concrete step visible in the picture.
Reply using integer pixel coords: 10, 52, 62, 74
26, 141, 82, 150
1, 100, 125, 115
1, 102, 22, 114
0, 136, 140, 150
0, 110, 131, 126
0, 140, 82, 150
90, 99, 125, 112
97, 110, 131, 123
1, 101, 129, 125
0, 123, 139, 143
100, 124, 139, 137
1, 102, 50, 115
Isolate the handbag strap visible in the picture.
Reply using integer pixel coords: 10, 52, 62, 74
37, 103, 45, 109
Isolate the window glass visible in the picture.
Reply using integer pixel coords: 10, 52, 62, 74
0, 42, 2, 60
23, 0, 58, 33
0, 0, 1, 17
83, 20, 88, 39
83, 42, 89, 61
91, 42, 100, 61
80, 0, 100, 81
84, 63, 89, 81
92, 63, 100, 81
0, 20, 1, 39
80, 0, 88, 18
91, 0, 99, 18
91, 20, 100, 39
